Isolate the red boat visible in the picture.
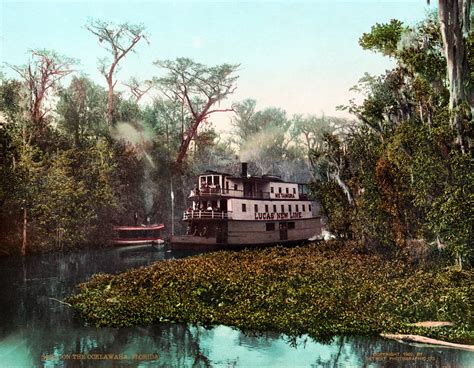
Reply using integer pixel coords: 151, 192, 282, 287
110, 224, 165, 246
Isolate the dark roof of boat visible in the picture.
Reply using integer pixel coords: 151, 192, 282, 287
203, 170, 232, 176
201, 171, 285, 182
233, 175, 285, 183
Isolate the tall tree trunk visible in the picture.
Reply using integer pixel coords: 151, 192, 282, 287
21, 208, 27, 256
107, 76, 115, 126
438, 0, 471, 153
170, 176, 175, 237
332, 172, 354, 205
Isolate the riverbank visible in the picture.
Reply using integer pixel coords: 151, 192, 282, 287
67, 241, 473, 344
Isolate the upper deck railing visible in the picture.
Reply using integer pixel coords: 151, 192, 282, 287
183, 210, 232, 220
190, 187, 271, 199
190, 182, 313, 200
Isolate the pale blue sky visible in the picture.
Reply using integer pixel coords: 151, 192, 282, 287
1, 1, 435, 128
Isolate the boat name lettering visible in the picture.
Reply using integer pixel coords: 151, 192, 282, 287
254, 212, 302, 220
274, 193, 295, 198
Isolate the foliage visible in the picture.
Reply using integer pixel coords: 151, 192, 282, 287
311, 181, 353, 239
231, 99, 350, 182
7, 49, 76, 131
317, 14, 474, 266
153, 58, 239, 167
0, 73, 145, 253
86, 18, 148, 125
428, 153, 474, 266
67, 242, 474, 344
0, 30, 239, 252
56, 76, 108, 146
359, 19, 406, 57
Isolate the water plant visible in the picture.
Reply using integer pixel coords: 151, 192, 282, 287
67, 241, 473, 344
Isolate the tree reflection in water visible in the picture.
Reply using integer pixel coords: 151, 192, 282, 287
0, 248, 472, 367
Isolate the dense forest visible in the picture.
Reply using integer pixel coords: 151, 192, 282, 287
0, 8, 473, 269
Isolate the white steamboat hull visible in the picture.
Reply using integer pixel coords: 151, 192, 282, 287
171, 217, 322, 248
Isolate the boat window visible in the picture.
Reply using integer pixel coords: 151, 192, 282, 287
289, 205, 292, 213
213, 176, 220, 185
281, 204, 284, 212
266, 223, 275, 231
293, 188, 296, 194
278, 187, 282, 193
265, 204, 269, 212
303, 204, 306, 212
286, 188, 289, 194
234, 184, 238, 191
207, 176, 212, 184
273, 205, 277, 213
271, 187, 274, 193
296, 205, 299, 212
254, 204, 258, 212
242, 203, 247, 212
309, 205, 312, 212
288, 222, 295, 229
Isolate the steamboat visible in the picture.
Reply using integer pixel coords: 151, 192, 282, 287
171, 163, 322, 248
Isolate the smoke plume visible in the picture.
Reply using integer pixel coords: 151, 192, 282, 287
112, 121, 157, 215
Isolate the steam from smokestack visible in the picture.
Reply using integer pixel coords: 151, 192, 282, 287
111, 121, 157, 214
238, 128, 280, 163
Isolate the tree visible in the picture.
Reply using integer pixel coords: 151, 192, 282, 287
6, 51, 75, 255
318, 13, 474, 263
435, 0, 472, 153
86, 19, 148, 125
0, 76, 22, 121
8, 49, 75, 138
232, 99, 258, 143
154, 58, 239, 168
232, 100, 293, 173
232, 100, 319, 180
123, 77, 154, 102
57, 76, 108, 147
359, 19, 406, 57
291, 114, 350, 172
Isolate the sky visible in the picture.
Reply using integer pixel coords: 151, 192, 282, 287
0, 0, 436, 131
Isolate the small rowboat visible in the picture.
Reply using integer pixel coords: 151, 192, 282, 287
110, 224, 165, 246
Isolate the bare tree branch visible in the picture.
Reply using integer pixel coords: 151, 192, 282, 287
154, 58, 239, 168
8, 49, 75, 131
123, 77, 155, 102
86, 18, 148, 125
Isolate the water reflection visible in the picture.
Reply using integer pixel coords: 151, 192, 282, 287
0, 247, 472, 367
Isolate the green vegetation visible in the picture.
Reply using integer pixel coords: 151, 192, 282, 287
314, 13, 474, 267
66, 242, 474, 344
0, 22, 240, 255
2, 11, 472, 266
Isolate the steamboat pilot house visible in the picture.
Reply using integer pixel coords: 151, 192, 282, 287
171, 163, 322, 248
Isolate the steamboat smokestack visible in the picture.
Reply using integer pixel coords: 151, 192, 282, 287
241, 162, 248, 178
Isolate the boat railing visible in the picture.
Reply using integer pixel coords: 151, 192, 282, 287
190, 188, 270, 199
183, 210, 232, 220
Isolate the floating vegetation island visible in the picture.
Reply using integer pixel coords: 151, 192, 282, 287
67, 242, 474, 344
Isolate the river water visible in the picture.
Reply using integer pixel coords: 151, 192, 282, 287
0, 246, 472, 367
